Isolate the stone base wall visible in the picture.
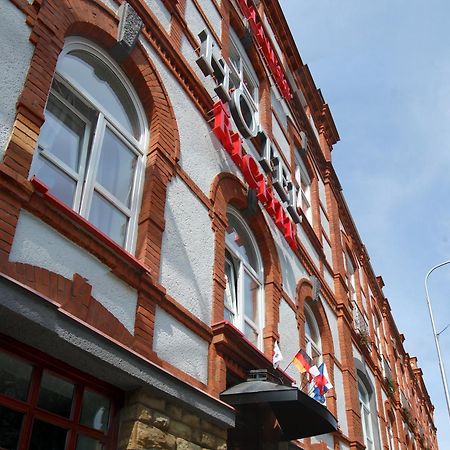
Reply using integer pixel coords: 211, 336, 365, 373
119, 388, 228, 450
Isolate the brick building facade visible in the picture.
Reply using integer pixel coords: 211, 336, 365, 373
0, 0, 438, 449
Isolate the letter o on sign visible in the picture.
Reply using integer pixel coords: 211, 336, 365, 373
230, 86, 258, 139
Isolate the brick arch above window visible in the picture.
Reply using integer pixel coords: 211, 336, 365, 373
4, 0, 180, 274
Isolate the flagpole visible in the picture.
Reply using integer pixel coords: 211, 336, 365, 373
425, 261, 450, 421
282, 360, 294, 373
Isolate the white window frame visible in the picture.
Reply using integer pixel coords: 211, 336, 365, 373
224, 207, 264, 349
387, 418, 396, 450
304, 305, 322, 394
345, 252, 357, 303
304, 305, 321, 364
31, 37, 148, 253
359, 381, 375, 450
294, 154, 312, 223
271, 84, 289, 129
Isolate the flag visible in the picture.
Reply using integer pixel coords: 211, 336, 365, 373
308, 364, 320, 380
273, 341, 283, 369
312, 386, 326, 404
292, 349, 313, 374
314, 362, 333, 395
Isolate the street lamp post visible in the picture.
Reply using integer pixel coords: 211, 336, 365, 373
425, 261, 450, 420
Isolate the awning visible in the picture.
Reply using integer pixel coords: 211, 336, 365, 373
220, 372, 338, 441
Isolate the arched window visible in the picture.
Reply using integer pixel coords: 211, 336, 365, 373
30, 37, 148, 252
294, 154, 312, 223
358, 379, 375, 450
228, 29, 259, 111
224, 208, 264, 348
304, 305, 321, 364
387, 414, 396, 450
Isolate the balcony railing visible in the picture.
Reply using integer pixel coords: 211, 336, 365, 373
383, 356, 393, 380
352, 301, 369, 335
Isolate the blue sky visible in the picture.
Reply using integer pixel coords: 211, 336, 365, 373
279, 0, 450, 447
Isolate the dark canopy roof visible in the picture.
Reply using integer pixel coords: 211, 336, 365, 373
220, 378, 338, 441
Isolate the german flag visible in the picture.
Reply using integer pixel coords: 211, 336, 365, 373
292, 349, 313, 374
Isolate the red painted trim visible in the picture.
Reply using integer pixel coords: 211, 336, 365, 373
30, 177, 150, 276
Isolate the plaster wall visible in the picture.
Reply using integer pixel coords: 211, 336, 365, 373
334, 365, 349, 436
311, 433, 334, 449
9, 211, 138, 332
322, 299, 341, 362
278, 299, 300, 385
298, 225, 320, 269
145, 0, 171, 32
340, 443, 350, 450
159, 177, 213, 324
153, 306, 208, 384
182, 1, 221, 99
320, 207, 330, 237
0, 3, 33, 158
181, 34, 218, 99
97, 0, 118, 13
352, 343, 363, 362
324, 265, 335, 294
186, 0, 222, 39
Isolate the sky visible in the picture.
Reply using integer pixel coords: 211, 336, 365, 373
279, 0, 450, 448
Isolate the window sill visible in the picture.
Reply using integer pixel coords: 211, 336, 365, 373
31, 177, 151, 280
211, 321, 294, 384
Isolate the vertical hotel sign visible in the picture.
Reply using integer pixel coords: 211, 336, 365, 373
235, 0, 292, 100
196, 2, 302, 251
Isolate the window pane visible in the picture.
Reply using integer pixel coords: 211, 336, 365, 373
29, 420, 67, 450
89, 192, 128, 246
38, 95, 86, 171
76, 434, 104, 450
0, 405, 23, 450
96, 128, 137, 207
58, 50, 139, 138
244, 322, 258, 346
32, 157, 77, 207
80, 390, 110, 431
226, 214, 259, 271
0, 351, 32, 401
38, 372, 74, 418
243, 68, 257, 101
224, 258, 237, 318
243, 271, 258, 323
229, 41, 241, 74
